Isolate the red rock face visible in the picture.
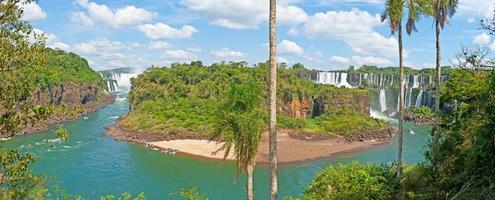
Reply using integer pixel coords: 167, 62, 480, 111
279, 90, 370, 119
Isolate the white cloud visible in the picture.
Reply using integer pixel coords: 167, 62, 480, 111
148, 41, 171, 49
73, 0, 155, 28
210, 48, 245, 60
278, 40, 304, 55
330, 56, 350, 65
458, 0, 495, 19
137, 23, 198, 40
352, 55, 392, 66
21, 2, 46, 22
71, 12, 94, 27
473, 33, 491, 45
180, 0, 308, 29
163, 49, 196, 60
277, 6, 309, 25
467, 17, 476, 23
73, 38, 125, 56
304, 50, 323, 63
304, 8, 398, 59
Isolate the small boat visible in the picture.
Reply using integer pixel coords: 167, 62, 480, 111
409, 128, 416, 135
0, 137, 12, 141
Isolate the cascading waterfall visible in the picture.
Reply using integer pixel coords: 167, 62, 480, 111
407, 88, 413, 108
312, 71, 436, 116
379, 88, 387, 113
415, 90, 424, 107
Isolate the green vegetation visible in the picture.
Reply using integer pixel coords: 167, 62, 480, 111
122, 62, 387, 139
293, 162, 399, 200
294, 68, 495, 199
55, 126, 70, 141
210, 78, 265, 200
405, 107, 435, 121
279, 110, 388, 137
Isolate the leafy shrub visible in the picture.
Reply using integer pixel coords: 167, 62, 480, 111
298, 162, 399, 200
55, 126, 70, 141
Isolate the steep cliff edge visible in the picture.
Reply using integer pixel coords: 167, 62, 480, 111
0, 49, 113, 137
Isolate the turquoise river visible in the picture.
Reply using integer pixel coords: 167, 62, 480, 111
2, 92, 432, 199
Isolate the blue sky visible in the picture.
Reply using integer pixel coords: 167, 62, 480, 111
22, 0, 495, 71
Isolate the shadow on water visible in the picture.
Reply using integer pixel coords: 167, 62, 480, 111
2, 92, 432, 199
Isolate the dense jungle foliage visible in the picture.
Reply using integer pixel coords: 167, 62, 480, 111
295, 68, 495, 199
121, 62, 387, 138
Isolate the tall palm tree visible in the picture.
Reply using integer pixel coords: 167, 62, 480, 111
381, 0, 418, 178
211, 78, 264, 200
268, 0, 278, 199
420, 0, 458, 173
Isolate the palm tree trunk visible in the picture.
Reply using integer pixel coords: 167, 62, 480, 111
268, 0, 278, 199
397, 22, 404, 178
435, 20, 441, 113
431, 19, 442, 174
246, 161, 254, 200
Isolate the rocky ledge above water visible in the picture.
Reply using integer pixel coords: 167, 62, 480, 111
9, 83, 114, 137
288, 126, 396, 143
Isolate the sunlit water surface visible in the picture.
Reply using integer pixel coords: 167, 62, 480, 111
2, 92, 431, 199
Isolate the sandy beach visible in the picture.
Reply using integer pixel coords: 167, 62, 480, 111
107, 125, 389, 164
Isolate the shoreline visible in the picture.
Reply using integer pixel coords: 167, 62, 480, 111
105, 122, 392, 164
9, 93, 115, 137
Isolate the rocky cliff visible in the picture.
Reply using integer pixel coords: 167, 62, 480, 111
280, 88, 370, 119
11, 83, 113, 136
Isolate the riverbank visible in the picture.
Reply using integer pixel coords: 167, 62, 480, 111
105, 123, 393, 164
12, 93, 114, 137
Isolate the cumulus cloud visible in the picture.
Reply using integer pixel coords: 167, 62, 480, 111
458, 0, 495, 19
210, 48, 245, 60
73, 38, 125, 56
21, 2, 46, 22
304, 8, 398, 59
278, 40, 304, 55
180, 0, 308, 29
148, 41, 171, 49
163, 49, 196, 60
73, 0, 155, 28
137, 23, 198, 40
330, 56, 350, 65
473, 33, 491, 45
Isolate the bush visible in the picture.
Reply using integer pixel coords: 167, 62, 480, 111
55, 126, 70, 141
298, 162, 399, 200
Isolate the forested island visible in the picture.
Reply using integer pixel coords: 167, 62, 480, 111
105, 62, 395, 163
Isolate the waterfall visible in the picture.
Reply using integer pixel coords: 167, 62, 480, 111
407, 87, 413, 108
316, 72, 352, 88
339, 73, 352, 88
379, 89, 387, 113
412, 75, 420, 88
415, 90, 424, 107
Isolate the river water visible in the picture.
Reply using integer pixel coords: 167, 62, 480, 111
2, 92, 431, 199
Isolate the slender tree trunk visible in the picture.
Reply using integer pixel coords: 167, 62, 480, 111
431, 19, 442, 173
397, 23, 405, 179
268, 0, 278, 199
246, 161, 254, 200
435, 20, 441, 113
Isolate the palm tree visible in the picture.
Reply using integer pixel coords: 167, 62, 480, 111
268, 0, 278, 199
211, 78, 264, 200
381, 0, 418, 178
420, 0, 458, 173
